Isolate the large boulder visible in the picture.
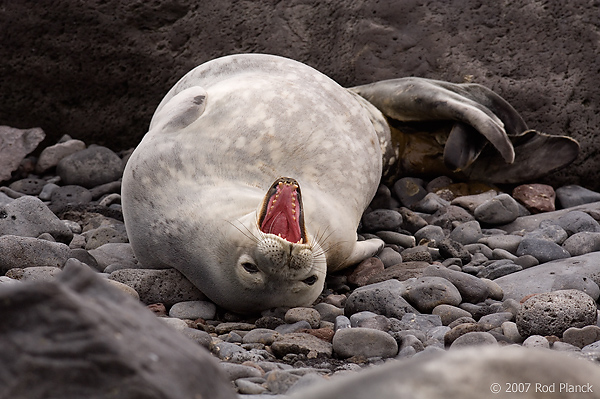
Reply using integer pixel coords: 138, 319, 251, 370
1, 1, 598, 188
289, 346, 600, 399
0, 262, 236, 399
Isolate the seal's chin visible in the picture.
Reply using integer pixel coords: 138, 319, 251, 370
258, 177, 307, 244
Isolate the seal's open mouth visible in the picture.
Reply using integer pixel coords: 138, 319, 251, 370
258, 177, 307, 244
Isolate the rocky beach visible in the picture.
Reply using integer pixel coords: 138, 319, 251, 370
2, 127, 600, 398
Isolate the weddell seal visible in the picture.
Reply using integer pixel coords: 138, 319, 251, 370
122, 54, 578, 313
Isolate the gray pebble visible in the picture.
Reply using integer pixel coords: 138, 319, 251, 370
89, 180, 122, 200
0, 235, 71, 274
88, 243, 137, 270
556, 185, 600, 208
400, 313, 443, 332
349, 311, 378, 327
109, 268, 206, 307
438, 238, 471, 264
399, 334, 424, 353
376, 231, 415, 247
400, 246, 432, 263
478, 235, 522, 254
423, 264, 489, 303
404, 276, 462, 313
552, 342, 582, 352
36, 139, 86, 173
354, 315, 391, 331
412, 192, 450, 213
464, 243, 494, 259
478, 312, 513, 329
84, 226, 129, 250
414, 225, 445, 245
516, 237, 571, 263
425, 205, 475, 232
393, 177, 427, 209
334, 315, 351, 331
562, 325, 600, 349
501, 321, 523, 344
477, 260, 522, 279
525, 221, 568, 244
398, 207, 428, 234
242, 329, 281, 345
492, 248, 518, 261
313, 303, 343, 323
275, 321, 312, 334
474, 194, 520, 225
480, 278, 504, 300
556, 211, 600, 235
449, 220, 483, 245
285, 307, 321, 329
345, 280, 418, 320
264, 369, 302, 394
522, 335, 550, 349
9, 178, 47, 195
57, 145, 124, 188
551, 274, 600, 301
5, 266, 61, 282
361, 209, 403, 233
0, 195, 73, 243
235, 379, 268, 395
517, 290, 598, 337
210, 341, 247, 361
432, 304, 472, 326
449, 331, 497, 349
49, 185, 93, 213
169, 300, 217, 320
376, 247, 403, 267
451, 190, 498, 212
562, 231, 600, 256
332, 327, 398, 359
220, 363, 263, 381
271, 333, 333, 359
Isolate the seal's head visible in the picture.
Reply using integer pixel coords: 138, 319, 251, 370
222, 177, 327, 312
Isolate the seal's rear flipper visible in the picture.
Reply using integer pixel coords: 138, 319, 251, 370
444, 122, 488, 171
464, 130, 580, 184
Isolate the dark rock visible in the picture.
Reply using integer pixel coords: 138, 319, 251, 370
438, 238, 471, 264
414, 225, 445, 245
556, 211, 600, 235
556, 185, 600, 208
397, 207, 428, 234
332, 327, 398, 359
0, 126, 45, 182
345, 280, 418, 319
393, 177, 427, 209
36, 139, 87, 173
0, 195, 73, 243
512, 184, 556, 213
369, 184, 393, 210
376, 247, 404, 268
0, 260, 236, 399
562, 232, 600, 256
474, 194, 520, 225
400, 246, 432, 263
516, 237, 571, 263
49, 185, 93, 213
404, 276, 462, 313
516, 290, 597, 338
449, 331, 497, 349
422, 264, 489, 303
0, 235, 71, 274
449, 220, 483, 245
412, 193, 450, 214
56, 145, 123, 188
348, 257, 385, 286
8, 178, 47, 195
361, 209, 403, 233
432, 304, 473, 326
366, 261, 428, 284
426, 206, 475, 231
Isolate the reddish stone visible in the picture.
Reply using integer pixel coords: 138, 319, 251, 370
299, 328, 335, 343
347, 257, 385, 286
512, 184, 556, 214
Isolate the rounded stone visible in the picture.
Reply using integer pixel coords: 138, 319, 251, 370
404, 276, 462, 313
88, 243, 137, 270
562, 325, 600, 349
0, 195, 73, 243
550, 274, 600, 301
556, 185, 600, 208
313, 303, 344, 323
562, 232, 600, 256
432, 304, 473, 326
556, 211, 600, 235
36, 139, 87, 173
9, 178, 47, 195
285, 307, 321, 329
242, 328, 281, 345
427, 205, 475, 231
414, 225, 445, 245
347, 257, 385, 286
345, 280, 418, 320
169, 300, 217, 320
516, 238, 571, 263
332, 327, 398, 359
393, 177, 427, 209
451, 190, 498, 212
525, 221, 568, 244
444, 323, 487, 346
376, 247, 404, 267
478, 235, 522, 254
449, 220, 483, 245
400, 246, 432, 263
512, 184, 555, 214
437, 238, 471, 264
422, 264, 489, 304
516, 290, 598, 338
376, 231, 415, 248
84, 226, 129, 250
449, 331, 497, 349
361, 209, 403, 233
522, 335, 550, 349
0, 235, 71, 274
412, 192, 450, 213
56, 145, 123, 188
49, 185, 93, 212
271, 333, 333, 358
474, 194, 520, 225
501, 321, 523, 344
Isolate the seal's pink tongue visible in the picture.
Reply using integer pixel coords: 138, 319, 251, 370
260, 183, 302, 243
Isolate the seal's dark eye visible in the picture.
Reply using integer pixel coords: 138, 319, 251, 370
303, 275, 318, 286
242, 262, 259, 274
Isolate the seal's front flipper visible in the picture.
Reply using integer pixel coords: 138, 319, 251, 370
150, 86, 207, 133
464, 130, 580, 184
342, 238, 385, 267
444, 122, 488, 171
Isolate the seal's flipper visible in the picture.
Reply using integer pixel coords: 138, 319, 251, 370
444, 122, 488, 171
464, 130, 580, 184
350, 78, 521, 164
151, 86, 207, 132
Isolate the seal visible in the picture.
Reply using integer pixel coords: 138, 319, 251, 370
122, 54, 578, 313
